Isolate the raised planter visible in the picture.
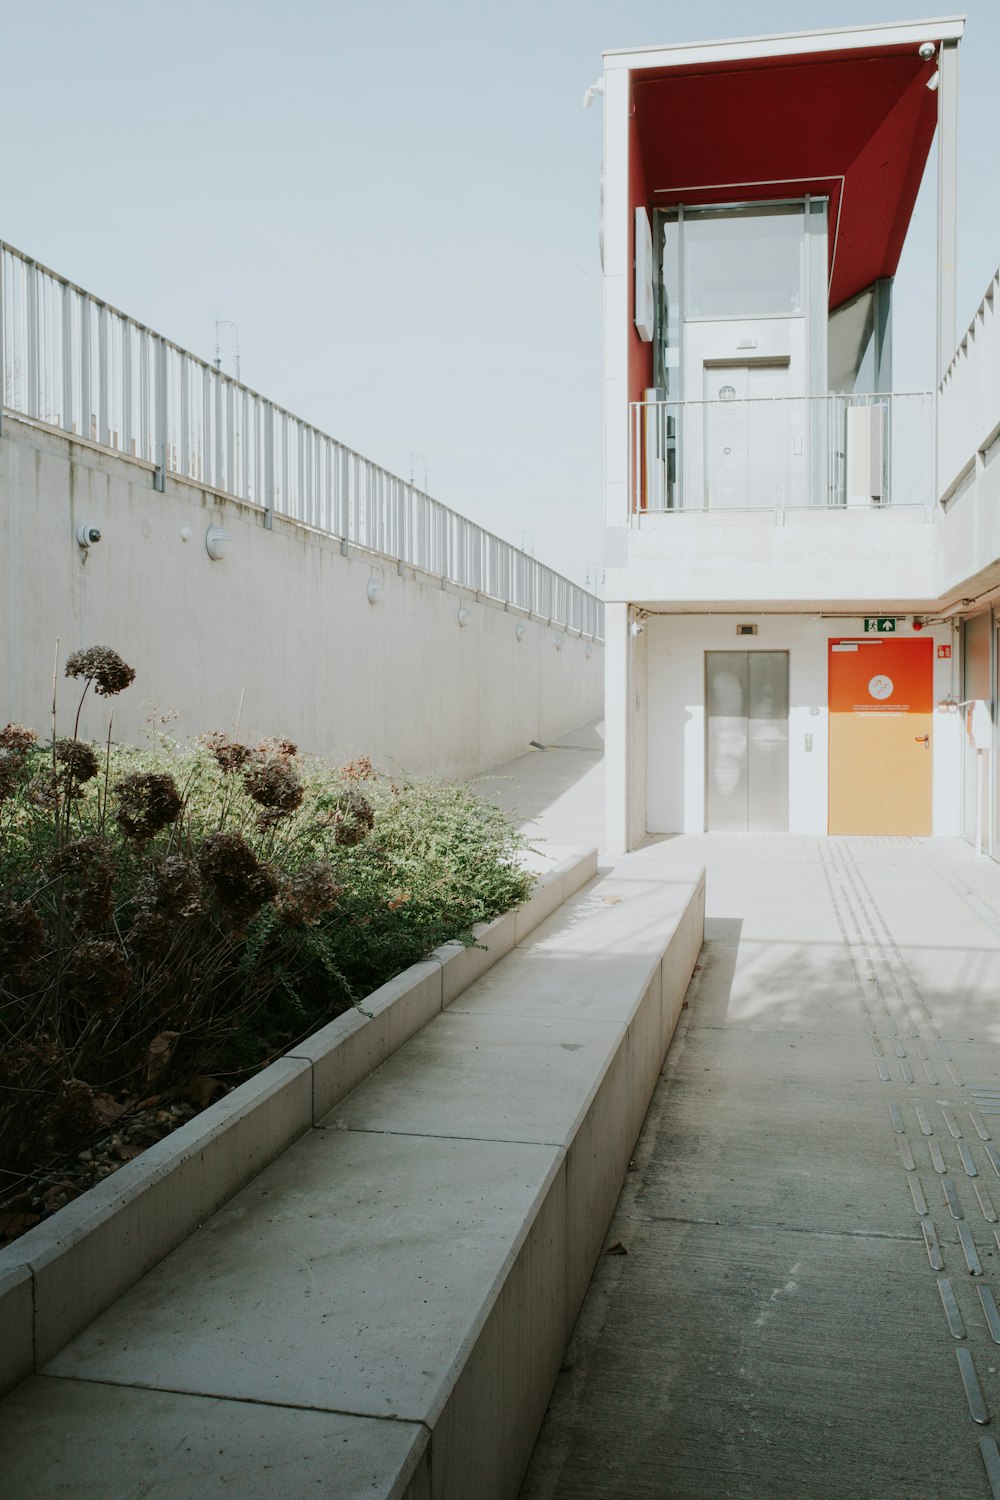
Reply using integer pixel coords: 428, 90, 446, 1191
0, 846, 597, 1395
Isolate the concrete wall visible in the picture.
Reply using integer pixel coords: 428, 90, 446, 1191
0, 417, 602, 778
644, 613, 962, 836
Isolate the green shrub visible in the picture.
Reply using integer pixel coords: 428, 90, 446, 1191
0, 649, 533, 1194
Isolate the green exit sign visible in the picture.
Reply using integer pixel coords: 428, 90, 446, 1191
864, 617, 897, 634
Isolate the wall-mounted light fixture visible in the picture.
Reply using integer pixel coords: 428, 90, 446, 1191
516, 623, 527, 642
76, 523, 102, 548
180, 526, 192, 543
629, 620, 645, 638
367, 578, 382, 605
205, 526, 231, 561
457, 606, 471, 628
586, 643, 593, 659
554, 634, 565, 650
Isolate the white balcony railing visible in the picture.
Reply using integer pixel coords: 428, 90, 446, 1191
630, 391, 934, 517
0, 240, 603, 640
939, 267, 1000, 500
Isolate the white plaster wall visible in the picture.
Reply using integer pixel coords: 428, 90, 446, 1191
605, 507, 939, 609
0, 418, 602, 779
644, 614, 962, 836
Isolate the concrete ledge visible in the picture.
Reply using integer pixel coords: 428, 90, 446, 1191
0, 1267, 32, 1397
0, 846, 597, 1397
21, 1057, 313, 1370
290, 960, 444, 1123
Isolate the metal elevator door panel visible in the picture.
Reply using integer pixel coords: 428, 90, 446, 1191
706, 651, 789, 832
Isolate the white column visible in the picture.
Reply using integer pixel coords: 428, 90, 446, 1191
604, 602, 632, 852
603, 64, 631, 528
936, 39, 959, 385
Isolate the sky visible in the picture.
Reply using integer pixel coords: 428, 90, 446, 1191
5, 1, 1000, 590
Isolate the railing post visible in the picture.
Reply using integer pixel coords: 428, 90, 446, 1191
262, 400, 274, 528
98, 304, 109, 446
153, 336, 167, 492
26, 260, 39, 421
122, 317, 133, 455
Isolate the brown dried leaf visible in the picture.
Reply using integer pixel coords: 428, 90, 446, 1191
144, 1030, 180, 1084
0, 1211, 40, 1244
181, 1076, 225, 1110
91, 1093, 128, 1126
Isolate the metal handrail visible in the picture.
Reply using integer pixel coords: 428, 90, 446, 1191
0, 239, 603, 640
629, 390, 934, 516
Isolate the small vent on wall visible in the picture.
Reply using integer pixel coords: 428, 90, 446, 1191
737, 624, 758, 636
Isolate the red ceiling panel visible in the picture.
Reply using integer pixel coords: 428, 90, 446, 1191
632, 46, 938, 309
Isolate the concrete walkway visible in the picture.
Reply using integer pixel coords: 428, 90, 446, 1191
519, 827, 1000, 1500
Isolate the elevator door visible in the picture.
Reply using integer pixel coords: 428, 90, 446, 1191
703, 364, 791, 509
706, 651, 789, 831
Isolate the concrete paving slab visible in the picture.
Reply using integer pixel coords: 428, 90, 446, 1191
631, 1077, 932, 1238
0, 1377, 430, 1499
520, 1218, 989, 1500
450, 864, 703, 1022
44, 1127, 562, 1425
331, 1009, 624, 1145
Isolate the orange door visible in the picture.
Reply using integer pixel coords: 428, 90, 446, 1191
828, 637, 933, 835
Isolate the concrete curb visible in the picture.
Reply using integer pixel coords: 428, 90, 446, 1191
0, 847, 597, 1396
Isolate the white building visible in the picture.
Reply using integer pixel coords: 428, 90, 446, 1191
602, 16, 1000, 854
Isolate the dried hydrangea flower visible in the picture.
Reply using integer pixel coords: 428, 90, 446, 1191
331, 790, 375, 847
242, 756, 304, 819
53, 837, 116, 929
140, 855, 203, 919
0, 724, 37, 755
0, 900, 46, 973
257, 737, 298, 761
114, 772, 183, 843
197, 831, 278, 925
54, 737, 100, 787
66, 937, 132, 1013
0, 756, 22, 805
27, 771, 59, 808
129, 855, 203, 958
275, 861, 342, 926
64, 646, 136, 697
199, 731, 251, 774
46, 1078, 102, 1140
340, 755, 376, 783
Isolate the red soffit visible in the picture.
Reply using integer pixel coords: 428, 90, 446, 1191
632, 47, 939, 310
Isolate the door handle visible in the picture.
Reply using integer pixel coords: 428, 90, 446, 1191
915, 735, 929, 746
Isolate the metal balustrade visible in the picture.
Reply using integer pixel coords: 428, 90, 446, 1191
629, 391, 934, 516
939, 267, 1000, 500
0, 240, 602, 640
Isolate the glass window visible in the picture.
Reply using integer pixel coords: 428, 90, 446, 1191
681, 204, 804, 319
